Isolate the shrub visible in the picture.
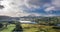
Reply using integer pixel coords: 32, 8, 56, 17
0, 23, 4, 28
53, 27, 60, 29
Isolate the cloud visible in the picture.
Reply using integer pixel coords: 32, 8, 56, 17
45, 6, 55, 12
42, 14, 57, 17
0, 0, 45, 17
0, 0, 26, 17
0, 0, 60, 17
24, 0, 51, 10
24, 0, 60, 16
28, 13, 42, 16
24, 0, 41, 10
44, 0, 60, 12
52, 0, 60, 7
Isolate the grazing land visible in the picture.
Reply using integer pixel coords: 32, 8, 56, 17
0, 16, 60, 32
0, 23, 60, 32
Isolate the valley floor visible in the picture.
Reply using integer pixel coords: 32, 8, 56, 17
0, 24, 60, 32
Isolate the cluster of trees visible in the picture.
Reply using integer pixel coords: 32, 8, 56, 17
0, 23, 3, 28
12, 22, 23, 32
34, 17, 60, 26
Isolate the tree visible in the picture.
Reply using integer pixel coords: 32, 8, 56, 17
0, 23, 3, 28
12, 22, 23, 32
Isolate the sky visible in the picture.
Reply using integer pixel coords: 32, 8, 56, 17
0, 0, 60, 17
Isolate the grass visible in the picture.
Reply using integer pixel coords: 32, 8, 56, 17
21, 24, 39, 32
0, 24, 60, 32
21, 24, 60, 32
1, 24, 15, 32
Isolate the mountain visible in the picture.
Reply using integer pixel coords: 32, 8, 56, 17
0, 16, 20, 21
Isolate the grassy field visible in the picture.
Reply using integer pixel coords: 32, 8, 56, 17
0, 24, 60, 32
21, 24, 60, 32
0, 24, 15, 32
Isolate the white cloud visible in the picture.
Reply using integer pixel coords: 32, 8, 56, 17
0, 0, 45, 17
0, 0, 42, 17
52, 0, 60, 7
0, 0, 26, 17
45, 6, 55, 12
44, 0, 60, 12
24, 0, 42, 10
28, 13, 42, 16
43, 14, 57, 17
52, 0, 60, 11
0, 0, 59, 17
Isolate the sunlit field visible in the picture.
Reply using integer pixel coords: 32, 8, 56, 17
21, 24, 60, 32
0, 23, 60, 32
0, 24, 15, 32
